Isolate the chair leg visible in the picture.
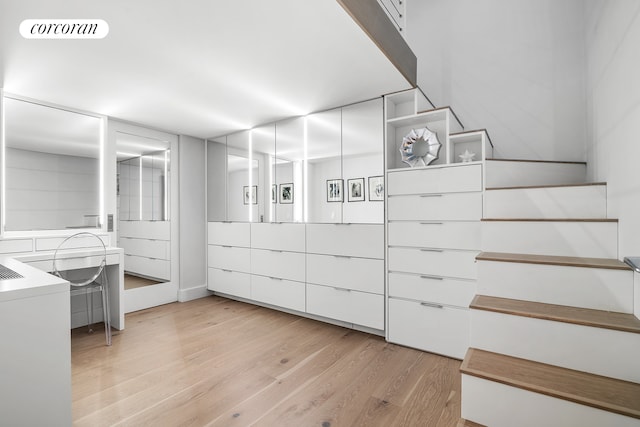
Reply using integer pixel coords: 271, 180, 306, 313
101, 271, 112, 346
85, 289, 94, 334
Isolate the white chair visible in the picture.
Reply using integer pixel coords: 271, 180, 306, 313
52, 232, 111, 346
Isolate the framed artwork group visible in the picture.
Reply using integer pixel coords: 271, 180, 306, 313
326, 175, 384, 203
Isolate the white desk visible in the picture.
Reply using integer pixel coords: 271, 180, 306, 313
15, 246, 125, 330
0, 255, 72, 426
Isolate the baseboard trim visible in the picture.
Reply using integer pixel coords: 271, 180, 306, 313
178, 284, 211, 302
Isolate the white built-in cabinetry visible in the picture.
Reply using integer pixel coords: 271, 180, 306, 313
207, 222, 384, 332
119, 220, 170, 281
384, 89, 491, 359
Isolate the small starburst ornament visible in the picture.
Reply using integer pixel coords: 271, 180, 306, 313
459, 149, 476, 163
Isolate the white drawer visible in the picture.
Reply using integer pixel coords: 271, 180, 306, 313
251, 222, 305, 252
388, 247, 478, 279
119, 220, 170, 240
250, 249, 305, 282
119, 237, 170, 260
306, 283, 384, 330
36, 234, 110, 251
0, 239, 32, 254
388, 192, 482, 221
251, 275, 305, 312
25, 253, 120, 273
388, 221, 481, 250
388, 272, 476, 308
207, 245, 250, 273
207, 222, 250, 247
306, 223, 384, 259
387, 164, 482, 195
388, 297, 469, 359
124, 254, 170, 281
207, 268, 251, 299
306, 254, 384, 294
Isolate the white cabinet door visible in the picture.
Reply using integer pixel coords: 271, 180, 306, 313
388, 221, 481, 250
251, 275, 305, 312
207, 268, 251, 299
207, 245, 251, 273
388, 192, 482, 221
387, 164, 482, 195
388, 272, 476, 308
250, 249, 305, 282
207, 222, 251, 248
250, 222, 305, 252
306, 223, 384, 259
388, 298, 469, 359
388, 247, 478, 279
306, 283, 384, 330
306, 254, 384, 294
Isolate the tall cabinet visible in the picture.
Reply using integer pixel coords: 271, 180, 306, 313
384, 89, 493, 359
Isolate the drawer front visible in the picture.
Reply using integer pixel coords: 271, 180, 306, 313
36, 234, 110, 251
124, 254, 170, 281
388, 272, 476, 307
207, 222, 250, 247
208, 245, 251, 273
388, 298, 469, 359
120, 220, 170, 240
26, 253, 120, 273
0, 239, 32, 254
250, 249, 305, 282
306, 283, 384, 330
387, 164, 482, 195
120, 237, 170, 260
251, 223, 305, 252
306, 223, 384, 259
388, 221, 481, 250
251, 275, 305, 312
207, 268, 251, 299
388, 192, 482, 221
306, 254, 384, 294
388, 247, 478, 279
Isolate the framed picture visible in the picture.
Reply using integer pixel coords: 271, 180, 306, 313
271, 184, 277, 204
347, 178, 365, 202
243, 185, 257, 205
280, 183, 294, 204
326, 179, 343, 202
368, 175, 384, 201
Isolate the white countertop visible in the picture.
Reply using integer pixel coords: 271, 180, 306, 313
0, 255, 68, 302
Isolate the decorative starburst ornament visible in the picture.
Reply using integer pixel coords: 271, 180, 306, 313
399, 127, 441, 167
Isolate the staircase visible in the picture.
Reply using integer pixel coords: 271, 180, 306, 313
460, 159, 640, 427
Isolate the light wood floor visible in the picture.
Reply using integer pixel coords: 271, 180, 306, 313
72, 296, 461, 426
124, 273, 163, 290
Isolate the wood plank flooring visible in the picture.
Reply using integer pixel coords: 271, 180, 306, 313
72, 296, 461, 426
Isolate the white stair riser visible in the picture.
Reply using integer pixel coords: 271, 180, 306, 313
478, 261, 634, 313
484, 186, 607, 219
470, 310, 640, 382
485, 161, 587, 188
481, 221, 618, 258
462, 375, 639, 427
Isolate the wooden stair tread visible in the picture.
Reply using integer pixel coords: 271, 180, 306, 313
456, 419, 486, 427
476, 252, 631, 271
486, 158, 586, 165
460, 348, 640, 420
486, 182, 606, 191
416, 105, 454, 115
482, 218, 618, 222
470, 295, 640, 334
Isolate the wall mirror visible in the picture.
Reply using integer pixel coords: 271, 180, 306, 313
115, 129, 173, 302
274, 117, 305, 223
3, 95, 102, 232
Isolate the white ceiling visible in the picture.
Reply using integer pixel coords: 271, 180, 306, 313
0, 0, 410, 140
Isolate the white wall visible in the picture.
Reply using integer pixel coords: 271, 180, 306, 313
585, 0, 640, 257
406, 0, 587, 161
178, 135, 207, 299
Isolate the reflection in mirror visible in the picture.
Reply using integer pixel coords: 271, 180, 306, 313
207, 137, 227, 222
342, 98, 384, 224
274, 117, 305, 223
251, 124, 276, 222
116, 131, 172, 290
227, 130, 261, 222
3, 96, 102, 231
306, 109, 342, 223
